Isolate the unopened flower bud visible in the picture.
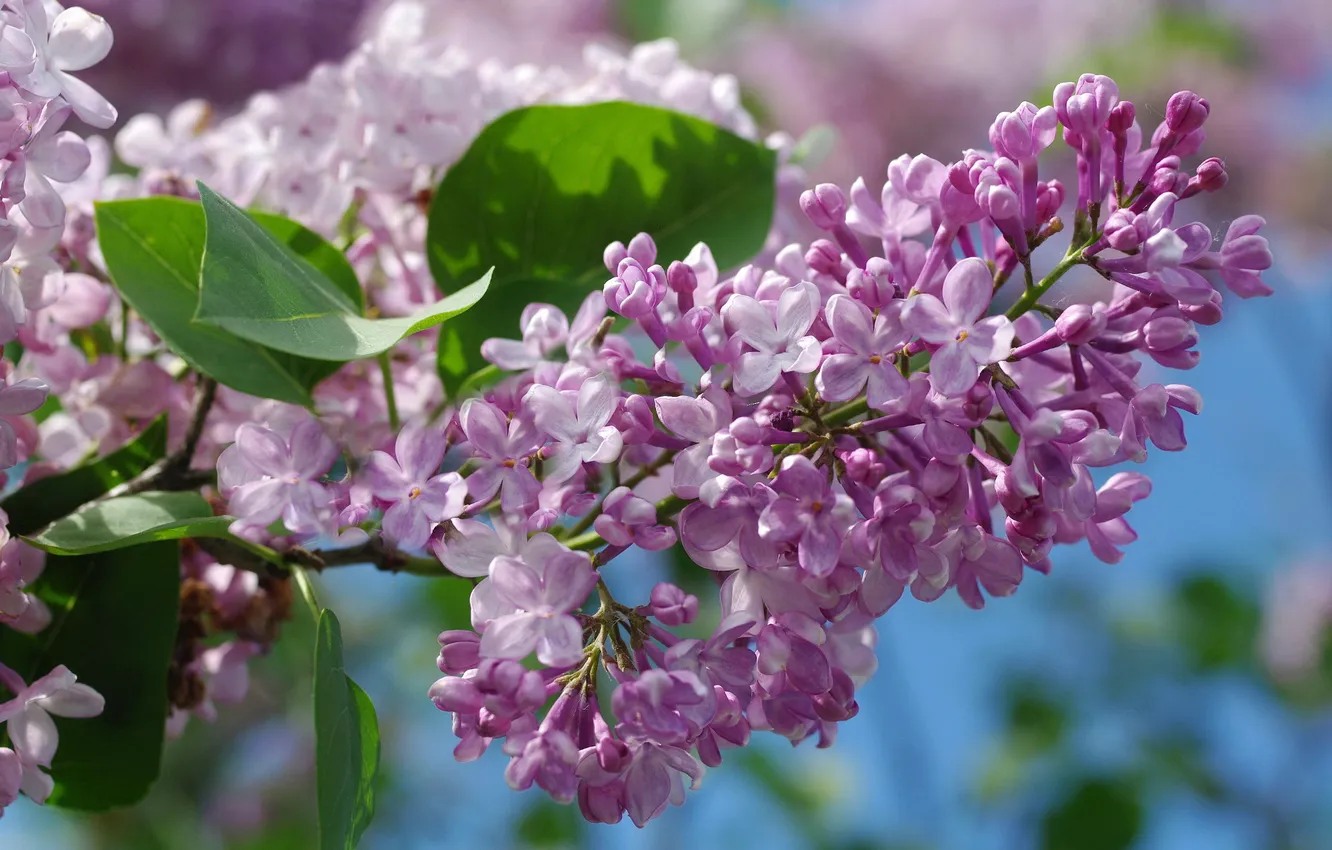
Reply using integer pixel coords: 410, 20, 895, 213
647, 582, 699, 626
800, 183, 848, 230
603, 241, 628, 274
804, 239, 844, 278
1107, 100, 1136, 134
666, 260, 697, 294
1165, 90, 1209, 135
437, 630, 482, 674
1056, 303, 1107, 345
627, 232, 657, 266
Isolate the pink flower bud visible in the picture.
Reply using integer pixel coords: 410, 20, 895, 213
437, 630, 481, 674
627, 232, 657, 267
1165, 90, 1209, 135
666, 260, 697, 294
804, 239, 844, 278
800, 183, 848, 230
647, 582, 698, 626
1056, 303, 1107, 345
1107, 100, 1136, 134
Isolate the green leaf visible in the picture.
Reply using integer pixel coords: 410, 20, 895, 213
25, 492, 232, 556
196, 183, 490, 361
1040, 777, 1143, 850
0, 543, 179, 809
94, 197, 347, 405
426, 102, 776, 391
1006, 687, 1067, 754
248, 211, 365, 313
516, 798, 584, 848
314, 608, 380, 850
1173, 574, 1259, 672
0, 417, 167, 536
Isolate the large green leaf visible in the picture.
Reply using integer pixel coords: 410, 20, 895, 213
425, 102, 776, 390
314, 608, 379, 850
197, 184, 490, 361
94, 198, 351, 405
0, 417, 167, 536
0, 543, 180, 809
1040, 777, 1143, 850
248, 211, 365, 312
26, 492, 232, 556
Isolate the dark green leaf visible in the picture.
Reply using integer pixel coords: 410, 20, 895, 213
426, 102, 776, 391
1040, 777, 1142, 850
197, 184, 490, 361
26, 492, 232, 555
516, 798, 584, 847
0, 417, 167, 536
94, 197, 345, 404
1006, 687, 1067, 754
1173, 575, 1259, 672
0, 543, 179, 809
420, 575, 474, 631
314, 608, 379, 850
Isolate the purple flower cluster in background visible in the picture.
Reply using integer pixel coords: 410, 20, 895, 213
203, 74, 1271, 825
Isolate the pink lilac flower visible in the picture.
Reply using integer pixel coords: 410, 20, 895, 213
458, 399, 541, 512
0, 375, 47, 468
0, 664, 104, 804
217, 421, 338, 535
364, 424, 466, 550
721, 282, 822, 396
480, 552, 597, 667
524, 375, 623, 483
816, 294, 910, 408
901, 257, 1015, 396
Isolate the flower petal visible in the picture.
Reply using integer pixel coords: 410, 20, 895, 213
942, 257, 993, 325
927, 341, 977, 396
478, 612, 541, 660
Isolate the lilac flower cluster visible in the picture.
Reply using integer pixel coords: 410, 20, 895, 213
205, 75, 1272, 824
0, 1, 114, 817
0, 16, 784, 810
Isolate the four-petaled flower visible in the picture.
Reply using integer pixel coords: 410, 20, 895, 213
480, 552, 598, 667
217, 420, 339, 535
364, 423, 467, 550
721, 281, 822, 396
902, 257, 1015, 396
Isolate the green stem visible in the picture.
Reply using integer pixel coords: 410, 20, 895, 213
117, 297, 130, 361
291, 565, 322, 620
1005, 250, 1087, 320
378, 353, 401, 431
823, 397, 869, 428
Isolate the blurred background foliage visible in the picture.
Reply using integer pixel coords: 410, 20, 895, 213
11, 0, 1331, 847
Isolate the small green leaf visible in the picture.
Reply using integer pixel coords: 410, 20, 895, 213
25, 492, 232, 556
1173, 574, 1259, 672
1006, 687, 1067, 754
516, 798, 584, 847
426, 102, 776, 391
94, 197, 348, 405
197, 184, 490, 361
0, 417, 167, 536
0, 543, 180, 809
315, 608, 380, 850
1040, 777, 1143, 850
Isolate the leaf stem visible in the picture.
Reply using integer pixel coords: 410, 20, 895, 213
291, 565, 322, 620
1005, 248, 1088, 320
378, 354, 401, 432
